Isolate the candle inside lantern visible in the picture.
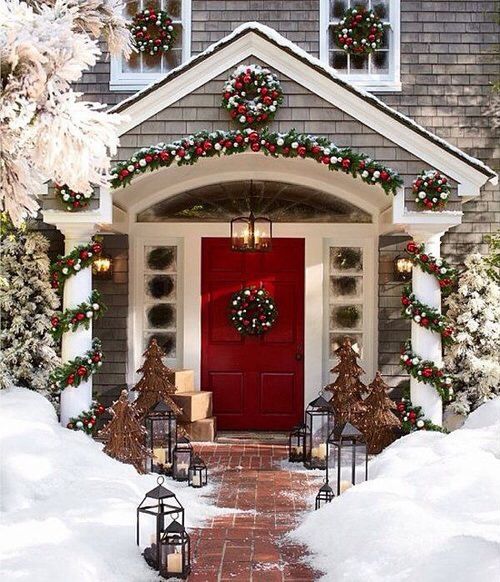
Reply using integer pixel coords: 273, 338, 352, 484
317, 443, 327, 459
166, 551, 182, 573
153, 447, 165, 465
192, 473, 201, 487
340, 480, 353, 494
176, 462, 189, 477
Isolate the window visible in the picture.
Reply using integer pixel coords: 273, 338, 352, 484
320, 0, 400, 91
110, 0, 191, 91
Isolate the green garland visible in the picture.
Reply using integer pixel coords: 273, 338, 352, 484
400, 241, 458, 405
401, 286, 454, 344
395, 397, 446, 434
50, 338, 103, 394
111, 128, 403, 195
50, 291, 106, 340
67, 400, 106, 434
50, 238, 103, 293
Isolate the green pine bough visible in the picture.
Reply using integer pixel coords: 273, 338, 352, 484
66, 400, 106, 434
50, 338, 103, 394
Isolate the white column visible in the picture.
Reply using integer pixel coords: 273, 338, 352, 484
407, 228, 444, 426
59, 225, 96, 427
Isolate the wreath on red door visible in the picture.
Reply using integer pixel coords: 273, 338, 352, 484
230, 285, 278, 335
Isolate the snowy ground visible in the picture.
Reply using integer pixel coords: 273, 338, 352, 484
290, 398, 500, 582
0, 388, 227, 582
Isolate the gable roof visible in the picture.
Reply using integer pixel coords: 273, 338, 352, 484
111, 22, 497, 194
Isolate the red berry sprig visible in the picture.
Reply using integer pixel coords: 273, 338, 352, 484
413, 170, 451, 211
67, 400, 106, 435
110, 128, 403, 195
50, 339, 103, 395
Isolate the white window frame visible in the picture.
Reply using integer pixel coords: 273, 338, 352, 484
320, 0, 401, 92
110, 0, 191, 91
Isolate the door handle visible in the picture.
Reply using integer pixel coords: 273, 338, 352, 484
296, 345, 303, 361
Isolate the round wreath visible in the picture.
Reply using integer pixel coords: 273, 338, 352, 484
230, 286, 278, 335
55, 184, 93, 211
413, 170, 450, 211
130, 9, 176, 56
222, 65, 284, 127
334, 7, 384, 55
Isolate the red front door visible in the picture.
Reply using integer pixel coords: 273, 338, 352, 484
201, 238, 305, 431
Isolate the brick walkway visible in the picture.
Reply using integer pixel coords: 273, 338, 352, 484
188, 438, 322, 581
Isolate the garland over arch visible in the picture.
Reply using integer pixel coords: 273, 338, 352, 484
111, 128, 403, 194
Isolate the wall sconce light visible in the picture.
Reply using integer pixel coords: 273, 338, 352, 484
393, 255, 413, 282
93, 253, 113, 280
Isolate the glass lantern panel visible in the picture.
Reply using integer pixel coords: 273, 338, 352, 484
174, 451, 191, 479
331, 441, 368, 495
160, 537, 186, 576
138, 512, 161, 567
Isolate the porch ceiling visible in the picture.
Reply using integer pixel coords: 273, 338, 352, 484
112, 153, 393, 221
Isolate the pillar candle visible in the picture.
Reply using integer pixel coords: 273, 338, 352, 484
166, 552, 182, 573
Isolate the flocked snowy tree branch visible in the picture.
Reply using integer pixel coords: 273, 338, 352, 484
0, 0, 131, 226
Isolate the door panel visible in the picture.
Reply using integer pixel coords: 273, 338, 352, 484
201, 238, 305, 430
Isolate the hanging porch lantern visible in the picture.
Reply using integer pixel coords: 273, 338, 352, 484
92, 253, 113, 279
288, 422, 308, 463
188, 455, 208, 488
327, 422, 368, 496
136, 477, 185, 571
231, 211, 272, 252
159, 519, 191, 579
304, 392, 334, 470
144, 400, 177, 475
172, 436, 193, 481
315, 480, 335, 511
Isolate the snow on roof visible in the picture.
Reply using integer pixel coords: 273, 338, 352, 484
111, 22, 496, 181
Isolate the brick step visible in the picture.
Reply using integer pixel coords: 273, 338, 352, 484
172, 391, 212, 423
182, 416, 217, 442
168, 369, 195, 393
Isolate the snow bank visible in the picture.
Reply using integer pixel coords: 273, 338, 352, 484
290, 398, 500, 582
0, 388, 226, 582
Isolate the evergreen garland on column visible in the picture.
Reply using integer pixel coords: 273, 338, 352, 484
0, 216, 60, 396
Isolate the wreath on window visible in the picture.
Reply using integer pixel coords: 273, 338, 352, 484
130, 9, 176, 56
229, 285, 278, 335
334, 7, 384, 55
412, 170, 450, 211
222, 65, 284, 127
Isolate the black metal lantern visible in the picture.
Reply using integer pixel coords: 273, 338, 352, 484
137, 476, 185, 570
304, 392, 334, 470
92, 253, 113, 279
315, 481, 335, 510
172, 436, 193, 481
144, 400, 177, 475
188, 455, 208, 488
159, 519, 191, 579
394, 255, 413, 281
288, 422, 308, 463
327, 422, 368, 496
231, 211, 272, 252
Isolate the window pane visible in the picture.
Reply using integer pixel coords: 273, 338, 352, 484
352, 0, 368, 9
166, 0, 182, 18
373, 1, 389, 20
123, 51, 140, 72
331, 50, 348, 70
125, 1, 139, 17
351, 54, 368, 72
380, 25, 390, 49
164, 48, 182, 70
330, 305, 363, 330
331, 0, 347, 19
373, 50, 388, 73
143, 52, 163, 72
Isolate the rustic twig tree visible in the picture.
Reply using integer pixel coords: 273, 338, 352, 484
361, 372, 401, 454
100, 390, 150, 473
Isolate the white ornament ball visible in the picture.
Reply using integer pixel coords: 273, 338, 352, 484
416, 420, 425, 428
418, 191, 426, 199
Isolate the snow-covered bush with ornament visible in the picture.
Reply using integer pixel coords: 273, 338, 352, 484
221, 65, 284, 127
444, 241, 500, 417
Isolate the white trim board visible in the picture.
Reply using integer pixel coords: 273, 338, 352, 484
111, 23, 496, 197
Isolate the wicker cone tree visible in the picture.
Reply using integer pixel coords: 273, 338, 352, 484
326, 337, 367, 427
361, 372, 401, 454
100, 390, 150, 473
133, 338, 182, 419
